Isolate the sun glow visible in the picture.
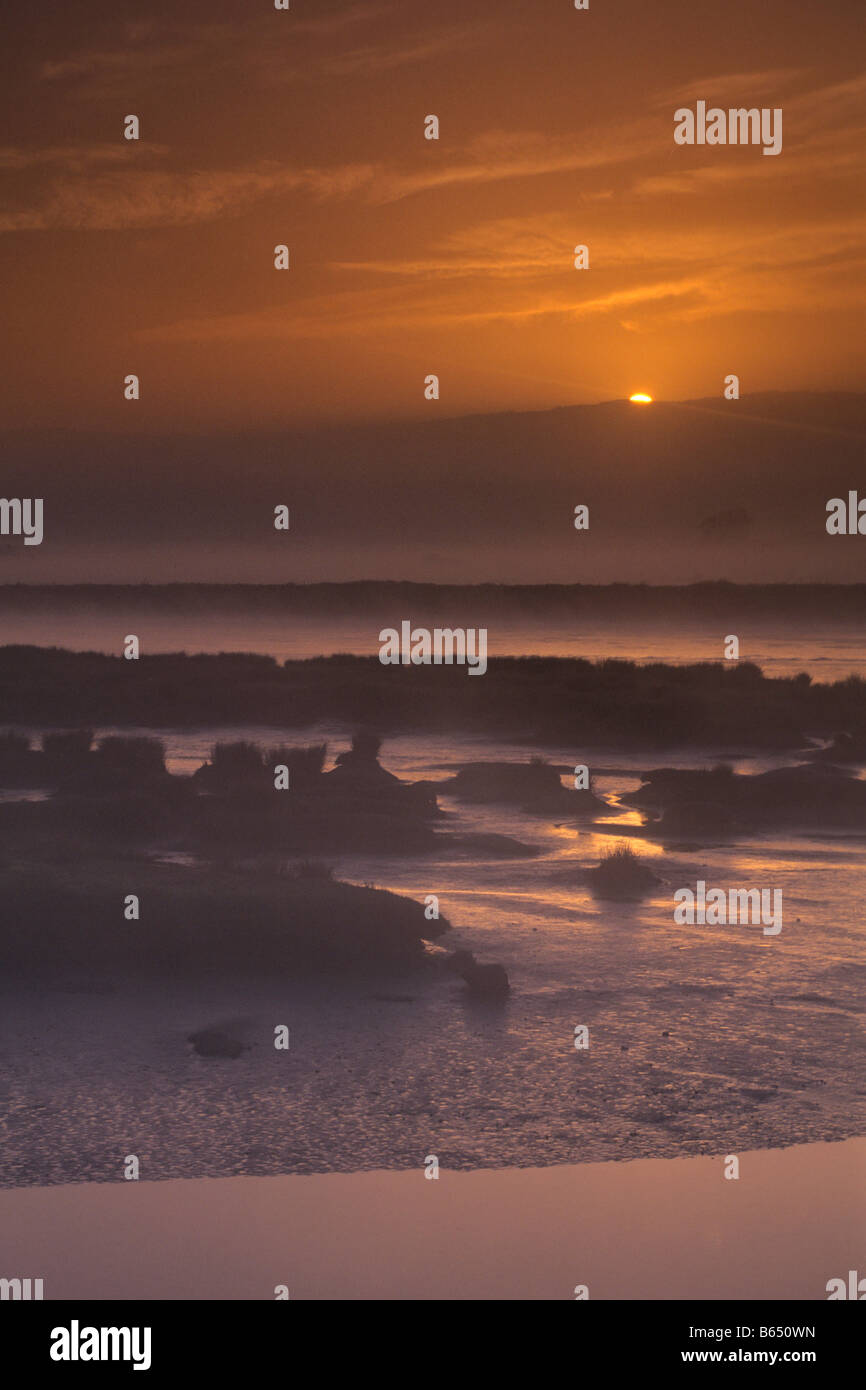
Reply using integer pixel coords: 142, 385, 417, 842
629, 393, 653, 403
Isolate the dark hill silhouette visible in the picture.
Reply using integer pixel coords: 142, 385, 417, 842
3, 391, 864, 583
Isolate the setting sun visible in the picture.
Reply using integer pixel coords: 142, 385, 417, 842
629, 393, 653, 403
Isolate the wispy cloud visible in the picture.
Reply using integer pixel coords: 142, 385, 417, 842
36, 8, 478, 95
316, 23, 487, 76
137, 274, 716, 345
13, 61, 860, 234
0, 118, 654, 231
0, 155, 377, 231
369, 127, 654, 203
335, 213, 866, 279
0, 143, 170, 171
658, 68, 804, 106
639, 71, 866, 196
137, 208, 865, 347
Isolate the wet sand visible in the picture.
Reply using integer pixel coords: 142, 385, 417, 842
1, 1138, 862, 1300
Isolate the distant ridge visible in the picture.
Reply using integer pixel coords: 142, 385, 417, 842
2, 389, 864, 586
0, 581, 864, 620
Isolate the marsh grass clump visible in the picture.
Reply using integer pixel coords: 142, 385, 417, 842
292, 859, 334, 880
0, 730, 30, 754
95, 736, 167, 778
0, 860, 450, 974
267, 743, 326, 789
447, 758, 609, 817
0, 729, 40, 784
586, 843, 660, 899
192, 740, 265, 792
336, 732, 382, 764
444, 948, 510, 998
42, 729, 93, 767
210, 741, 264, 776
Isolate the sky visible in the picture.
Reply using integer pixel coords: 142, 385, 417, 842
1, 0, 864, 431
0, 0, 863, 583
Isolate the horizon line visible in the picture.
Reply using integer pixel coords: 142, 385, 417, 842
0, 580, 865, 592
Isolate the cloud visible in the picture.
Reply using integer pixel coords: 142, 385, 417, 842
0, 119, 654, 231
40, 45, 189, 85
138, 273, 714, 345
137, 208, 866, 347
335, 213, 866, 283
0, 156, 377, 231
35, 7, 476, 96
0, 144, 169, 171
316, 23, 487, 76
370, 127, 656, 203
639, 71, 866, 196
15, 68, 860, 234
659, 68, 804, 106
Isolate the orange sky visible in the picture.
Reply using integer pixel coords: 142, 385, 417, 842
1, 0, 864, 431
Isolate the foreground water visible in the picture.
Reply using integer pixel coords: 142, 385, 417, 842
1, 724, 862, 1187
0, 1139, 862, 1299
